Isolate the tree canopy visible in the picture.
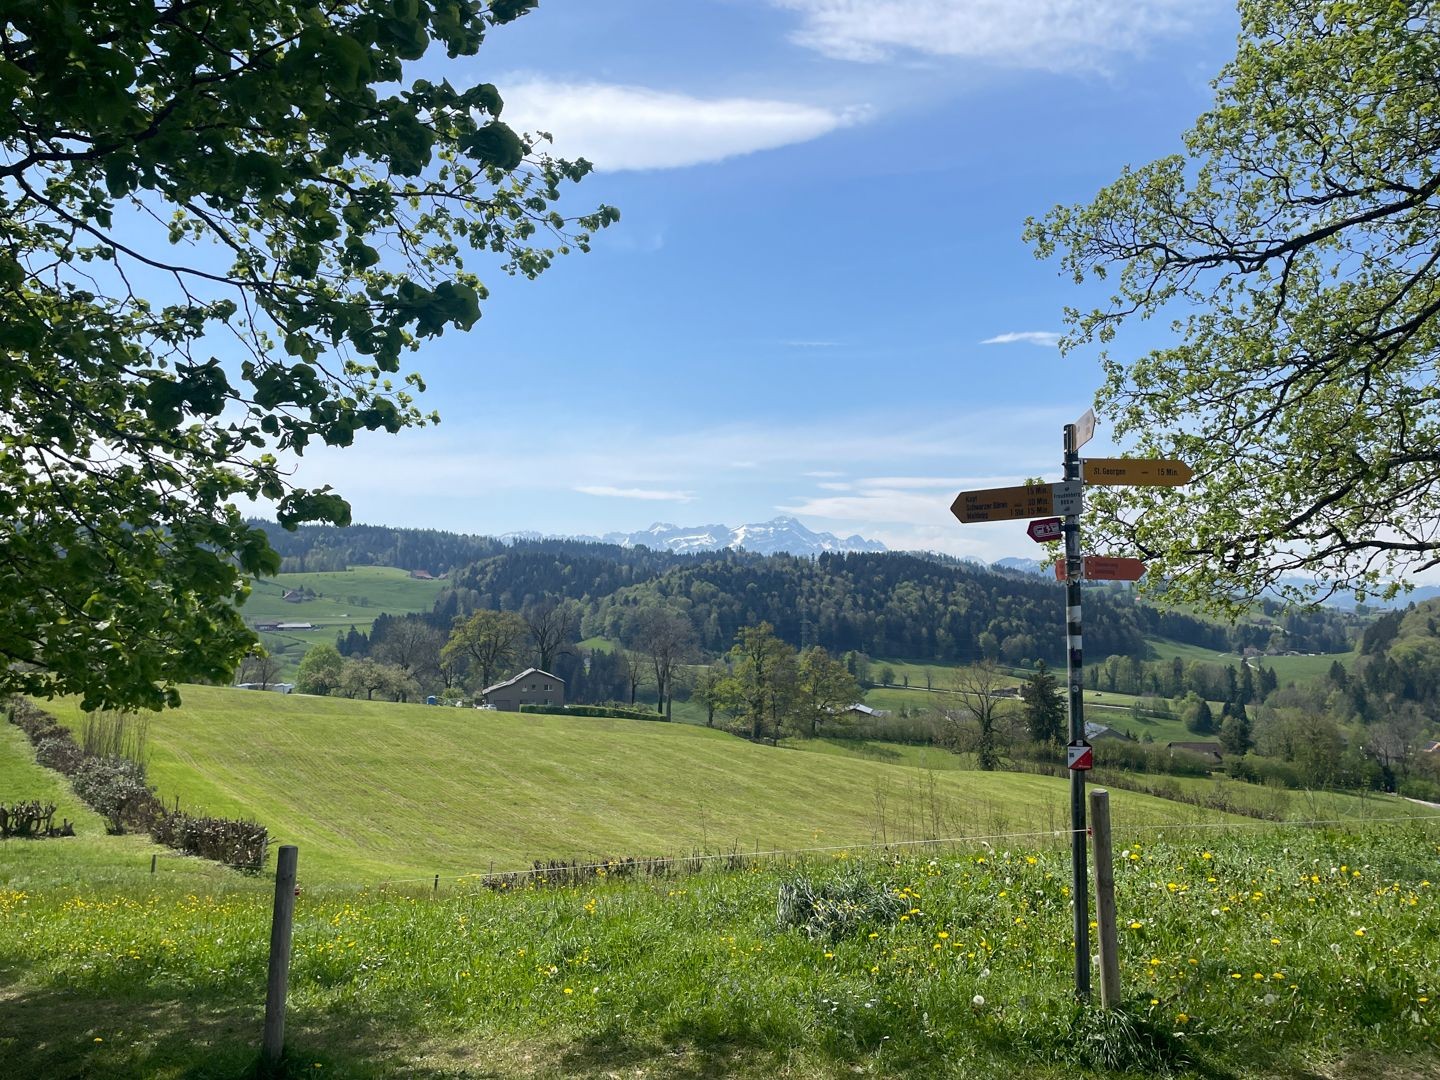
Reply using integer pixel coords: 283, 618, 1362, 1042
1026, 0, 1440, 612
1, 0, 613, 709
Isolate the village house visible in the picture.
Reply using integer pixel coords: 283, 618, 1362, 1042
481, 668, 565, 712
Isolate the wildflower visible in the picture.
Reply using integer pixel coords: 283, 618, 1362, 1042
1354, 928, 1366, 937
972, 995, 985, 1007
563, 987, 573, 995
1175, 1013, 1189, 1025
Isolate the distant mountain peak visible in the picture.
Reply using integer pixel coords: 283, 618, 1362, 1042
603, 517, 886, 557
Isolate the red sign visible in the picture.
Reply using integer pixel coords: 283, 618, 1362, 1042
1055, 557, 1147, 582
1027, 517, 1063, 544
1083, 557, 1147, 581
1067, 740, 1094, 771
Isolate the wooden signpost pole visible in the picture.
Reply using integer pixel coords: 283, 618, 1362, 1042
949, 405, 1185, 1004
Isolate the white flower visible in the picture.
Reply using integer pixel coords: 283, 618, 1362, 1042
972, 995, 986, 1007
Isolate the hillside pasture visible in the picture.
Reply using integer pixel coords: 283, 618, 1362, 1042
32, 686, 1256, 884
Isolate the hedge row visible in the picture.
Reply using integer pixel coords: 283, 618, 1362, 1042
5, 698, 268, 870
519, 703, 669, 722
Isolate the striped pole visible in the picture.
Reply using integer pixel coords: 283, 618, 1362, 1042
1063, 423, 1091, 1000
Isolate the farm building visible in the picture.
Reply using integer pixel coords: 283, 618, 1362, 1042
481, 668, 565, 711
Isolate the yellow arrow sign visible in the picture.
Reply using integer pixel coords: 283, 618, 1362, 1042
951, 482, 1081, 523
1081, 458, 1192, 487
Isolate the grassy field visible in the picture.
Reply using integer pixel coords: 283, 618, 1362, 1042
7, 689, 1440, 1078
3, 821, 1439, 1078
18, 687, 1260, 886
240, 567, 446, 676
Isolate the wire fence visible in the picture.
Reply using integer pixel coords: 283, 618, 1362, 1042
8, 808, 1440, 893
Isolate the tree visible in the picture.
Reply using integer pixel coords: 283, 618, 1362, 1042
628, 605, 695, 718
791, 647, 861, 738
1027, 0, 1440, 611
523, 598, 579, 673
692, 662, 730, 728
1020, 660, 1065, 746
1183, 695, 1216, 736
944, 661, 1009, 770
442, 609, 528, 694
728, 622, 797, 744
337, 657, 415, 702
374, 618, 445, 685
1219, 706, 1253, 757
0, 1, 614, 711
235, 649, 282, 690
294, 642, 344, 696
619, 648, 648, 707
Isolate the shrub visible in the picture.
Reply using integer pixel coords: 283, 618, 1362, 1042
520, 703, 668, 722
68, 756, 160, 834
0, 800, 73, 838
776, 872, 906, 941
33, 735, 85, 775
150, 811, 268, 871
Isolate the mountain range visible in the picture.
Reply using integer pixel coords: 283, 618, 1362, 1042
502, 516, 887, 557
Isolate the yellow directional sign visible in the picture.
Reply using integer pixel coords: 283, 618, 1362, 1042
1081, 458, 1192, 487
951, 481, 1081, 523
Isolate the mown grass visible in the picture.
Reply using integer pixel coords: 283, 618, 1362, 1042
2, 823, 1438, 1078
27, 687, 1250, 884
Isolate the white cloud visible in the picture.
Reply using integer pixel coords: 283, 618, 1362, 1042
576, 485, 696, 502
499, 77, 868, 171
858, 475, 969, 490
980, 331, 1062, 347
772, 0, 1210, 72
817, 481, 852, 491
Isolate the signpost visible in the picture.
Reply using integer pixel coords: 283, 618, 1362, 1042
1081, 458, 1192, 486
1054, 556, 1147, 582
948, 407, 1191, 1003
950, 481, 1081, 523
1027, 517, 1063, 543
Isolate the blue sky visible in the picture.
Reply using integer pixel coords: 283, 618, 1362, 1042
283, 0, 1240, 563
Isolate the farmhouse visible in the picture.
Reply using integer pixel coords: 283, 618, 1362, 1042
839, 702, 890, 719
481, 668, 565, 711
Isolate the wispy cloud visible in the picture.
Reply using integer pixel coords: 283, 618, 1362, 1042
980, 331, 1062, 347
499, 77, 869, 171
771, 0, 1211, 72
576, 485, 696, 502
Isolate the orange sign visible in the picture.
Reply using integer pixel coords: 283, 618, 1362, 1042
1081, 458, 1191, 486
1055, 557, 1147, 582
951, 481, 1081, 524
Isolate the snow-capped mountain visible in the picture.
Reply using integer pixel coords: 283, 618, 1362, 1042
603, 516, 886, 557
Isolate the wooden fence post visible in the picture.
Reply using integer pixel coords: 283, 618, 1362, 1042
261, 845, 298, 1067
1089, 789, 1121, 1007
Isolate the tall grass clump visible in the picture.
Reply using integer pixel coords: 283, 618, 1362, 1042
78, 710, 150, 765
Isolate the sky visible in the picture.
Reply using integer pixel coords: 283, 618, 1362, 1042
278, 0, 1242, 563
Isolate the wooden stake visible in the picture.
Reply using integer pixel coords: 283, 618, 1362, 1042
1090, 789, 1121, 1007
261, 845, 298, 1065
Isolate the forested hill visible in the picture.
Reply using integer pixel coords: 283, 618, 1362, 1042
437, 542, 1353, 666
256, 520, 1355, 665
251, 519, 507, 574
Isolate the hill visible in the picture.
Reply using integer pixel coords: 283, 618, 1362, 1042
28, 685, 1271, 883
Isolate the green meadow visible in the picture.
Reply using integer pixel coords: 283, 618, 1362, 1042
23, 687, 1247, 884
240, 567, 446, 676
6, 690, 1440, 1077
